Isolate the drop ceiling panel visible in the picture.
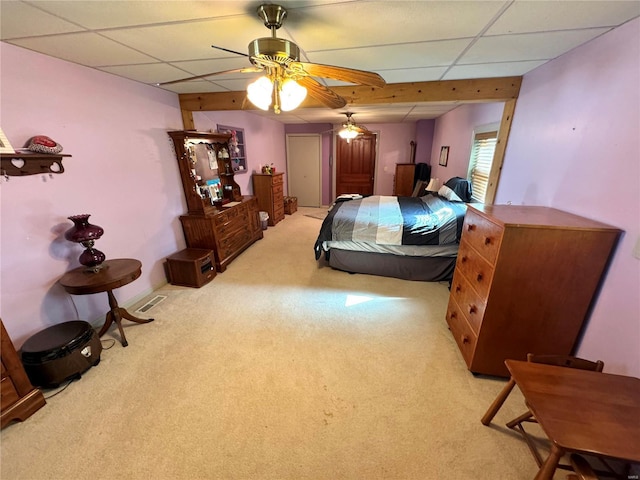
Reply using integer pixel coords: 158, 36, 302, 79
9, 32, 157, 66
286, 1, 507, 50
166, 57, 255, 81
99, 63, 193, 84
487, 0, 640, 35
100, 17, 266, 62
442, 60, 547, 80
306, 38, 472, 72
0, 2, 83, 39
159, 80, 230, 95
27, 0, 251, 29
459, 28, 611, 64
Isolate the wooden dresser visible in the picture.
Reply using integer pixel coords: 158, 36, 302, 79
394, 163, 415, 196
169, 131, 263, 273
445, 205, 621, 377
1, 320, 46, 428
252, 172, 285, 226
180, 196, 262, 272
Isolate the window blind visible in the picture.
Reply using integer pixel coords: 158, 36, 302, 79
469, 131, 497, 203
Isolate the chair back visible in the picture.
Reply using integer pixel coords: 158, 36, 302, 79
526, 353, 604, 372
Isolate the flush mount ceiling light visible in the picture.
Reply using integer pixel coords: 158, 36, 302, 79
158, 4, 385, 114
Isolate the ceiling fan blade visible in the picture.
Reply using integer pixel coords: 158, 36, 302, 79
296, 76, 347, 109
295, 62, 386, 87
158, 67, 263, 86
211, 45, 249, 57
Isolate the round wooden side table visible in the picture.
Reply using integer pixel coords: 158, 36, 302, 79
59, 258, 154, 347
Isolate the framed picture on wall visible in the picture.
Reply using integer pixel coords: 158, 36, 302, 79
0, 128, 15, 154
439, 146, 449, 166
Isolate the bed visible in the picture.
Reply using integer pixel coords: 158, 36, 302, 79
314, 178, 472, 281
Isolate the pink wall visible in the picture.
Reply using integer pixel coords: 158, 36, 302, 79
193, 111, 287, 196
370, 123, 417, 196
414, 119, 436, 165
0, 43, 186, 346
497, 17, 640, 376
429, 102, 505, 184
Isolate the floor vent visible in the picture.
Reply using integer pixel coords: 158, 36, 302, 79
135, 295, 167, 314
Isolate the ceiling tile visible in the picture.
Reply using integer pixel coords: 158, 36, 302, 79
98, 63, 193, 84
27, 0, 253, 29
459, 28, 610, 64
306, 38, 472, 72
157, 80, 231, 95
487, 0, 640, 35
8, 32, 157, 66
285, 1, 507, 50
442, 60, 547, 80
0, 1, 83, 39
101, 17, 268, 63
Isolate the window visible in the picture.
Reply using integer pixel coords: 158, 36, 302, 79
467, 129, 498, 203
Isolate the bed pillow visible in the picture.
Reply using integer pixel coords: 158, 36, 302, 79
444, 177, 473, 202
438, 185, 463, 202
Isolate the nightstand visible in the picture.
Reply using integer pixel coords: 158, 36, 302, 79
166, 248, 216, 288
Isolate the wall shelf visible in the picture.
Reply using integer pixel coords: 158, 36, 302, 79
1, 152, 71, 177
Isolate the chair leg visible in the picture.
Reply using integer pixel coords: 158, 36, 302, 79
506, 410, 535, 429
481, 378, 516, 426
511, 421, 545, 467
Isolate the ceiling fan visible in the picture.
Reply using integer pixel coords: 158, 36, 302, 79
159, 4, 386, 113
332, 112, 370, 142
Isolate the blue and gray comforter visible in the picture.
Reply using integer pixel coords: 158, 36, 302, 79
314, 194, 467, 260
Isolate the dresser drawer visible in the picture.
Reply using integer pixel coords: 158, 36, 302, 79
445, 299, 477, 368
272, 183, 284, 197
456, 240, 494, 300
272, 174, 283, 186
450, 270, 486, 334
462, 210, 503, 265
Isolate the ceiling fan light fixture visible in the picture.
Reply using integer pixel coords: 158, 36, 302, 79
339, 127, 360, 141
247, 75, 273, 111
280, 78, 307, 111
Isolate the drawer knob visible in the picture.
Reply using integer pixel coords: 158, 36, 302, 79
467, 224, 476, 232
455, 284, 462, 293
484, 237, 492, 245
449, 311, 457, 319
460, 256, 468, 263
461, 335, 470, 344
468, 305, 477, 314
476, 273, 483, 282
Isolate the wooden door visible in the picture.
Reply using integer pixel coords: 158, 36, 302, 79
336, 133, 376, 196
286, 134, 321, 207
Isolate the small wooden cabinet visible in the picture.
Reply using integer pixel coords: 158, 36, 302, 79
394, 163, 415, 196
166, 248, 216, 288
445, 205, 621, 377
179, 197, 262, 272
252, 173, 285, 226
1, 320, 46, 428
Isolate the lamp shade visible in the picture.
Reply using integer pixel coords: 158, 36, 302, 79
247, 76, 273, 111
339, 128, 359, 140
64, 214, 104, 243
280, 78, 307, 111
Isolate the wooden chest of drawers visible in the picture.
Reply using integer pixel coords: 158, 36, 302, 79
252, 173, 284, 226
1, 320, 46, 428
445, 205, 621, 377
179, 196, 262, 272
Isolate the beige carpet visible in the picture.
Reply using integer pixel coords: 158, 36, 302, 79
1, 207, 554, 480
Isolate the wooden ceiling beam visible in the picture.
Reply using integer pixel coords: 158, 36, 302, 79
178, 76, 522, 112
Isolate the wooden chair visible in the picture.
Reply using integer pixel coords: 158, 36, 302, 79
506, 354, 604, 468
566, 454, 600, 480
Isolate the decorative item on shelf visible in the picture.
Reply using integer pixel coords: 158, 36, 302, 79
64, 214, 106, 272
261, 163, 276, 174
26, 135, 63, 154
0, 128, 15, 154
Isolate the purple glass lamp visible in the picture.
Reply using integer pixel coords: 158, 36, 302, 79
65, 214, 106, 272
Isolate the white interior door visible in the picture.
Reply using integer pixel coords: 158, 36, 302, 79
286, 134, 321, 207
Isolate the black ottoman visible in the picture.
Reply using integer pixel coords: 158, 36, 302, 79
20, 321, 102, 388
